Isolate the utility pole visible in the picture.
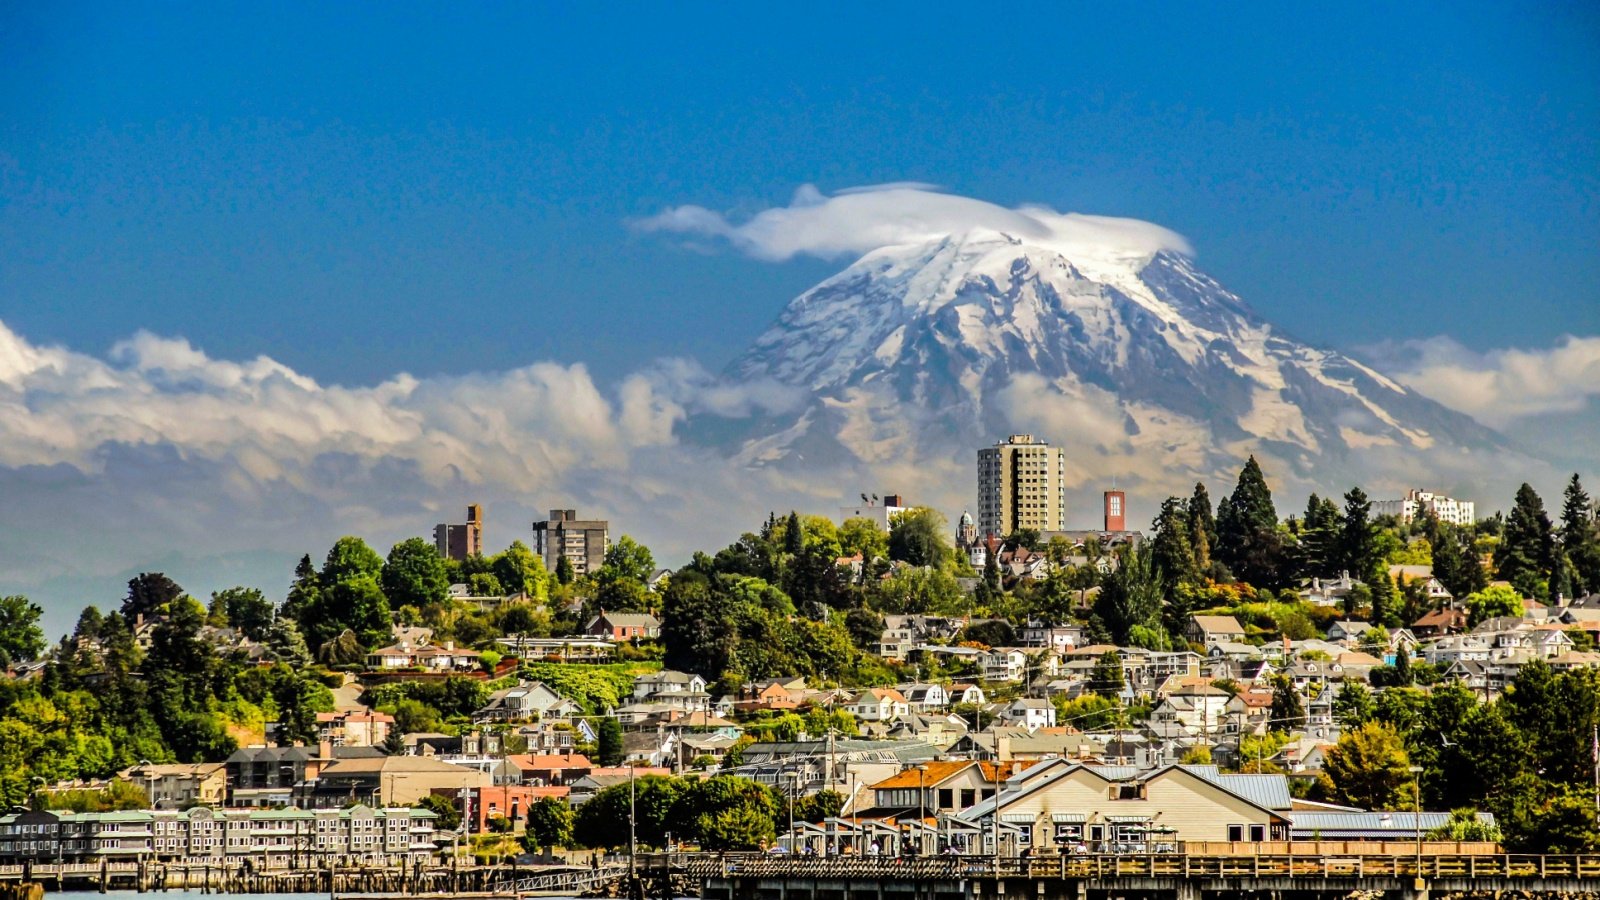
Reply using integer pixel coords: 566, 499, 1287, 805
628, 765, 637, 880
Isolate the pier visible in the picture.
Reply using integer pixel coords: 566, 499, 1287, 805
643, 851, 1600, 900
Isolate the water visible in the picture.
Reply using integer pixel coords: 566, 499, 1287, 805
52, 894, 587, 900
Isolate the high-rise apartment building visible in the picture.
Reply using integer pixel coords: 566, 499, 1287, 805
1372, 490, 1476, 526
531, 509, 610, 577
434, 504, 485, 560
977, 434, 1067, 536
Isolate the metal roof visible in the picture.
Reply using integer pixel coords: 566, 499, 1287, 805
1213, 773, 1294, 811
1286, 811, 1481, 836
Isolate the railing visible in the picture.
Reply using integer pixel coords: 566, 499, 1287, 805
489, 864, 631, 893
642, 852, 1600, 882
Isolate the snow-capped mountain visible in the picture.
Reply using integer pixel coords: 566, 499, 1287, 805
706, 228, 1506, 495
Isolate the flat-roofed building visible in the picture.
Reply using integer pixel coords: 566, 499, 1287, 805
978, 435, 1066, 537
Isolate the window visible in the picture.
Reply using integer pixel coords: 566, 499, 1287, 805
961, 789, 976, 808
1248, 825, 1266, 842
1227, 825, 1244, 842
938, 789, 954, 809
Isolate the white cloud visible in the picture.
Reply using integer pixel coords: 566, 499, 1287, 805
634, 183, 1192, 265
1366, 335, 1600, 428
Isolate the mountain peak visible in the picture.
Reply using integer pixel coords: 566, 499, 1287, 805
713, 232, 1504, 497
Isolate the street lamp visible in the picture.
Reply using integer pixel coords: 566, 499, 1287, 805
1409, 765, 1424, 879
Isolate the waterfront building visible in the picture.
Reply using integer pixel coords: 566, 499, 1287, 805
0, 804, 439, 867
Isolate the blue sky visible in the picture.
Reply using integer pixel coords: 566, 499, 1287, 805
3, 2, 1596, 385
2, 3, 1599, 635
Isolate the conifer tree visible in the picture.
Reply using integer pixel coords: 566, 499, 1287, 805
1560, 474, 1600, 596
1495, 483, 1556, 599
1215, 457, 1289, 589
1339, 487, 1377, 578
1299, 494, 1342, 579
1369, 560, 1399, 628
1188, 482, 1217, 563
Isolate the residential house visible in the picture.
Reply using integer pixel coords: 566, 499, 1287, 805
897, 683, 949, 712
632, 670, 710, 713
224, 746, 319, 807
1019, 620, 1084, 652
1148, 684, 1230, 736
999, 697, 1056, 731
500, 753, 592, 786
584, 610, 661, 642
473, 681, 579, 723
847, 688, 911, 722
1186, 615, 1247, 647
877, 615, 967, 661
980, 648, 1030, 682
867, 761, 1002, 819
1412, 606, 1468, 637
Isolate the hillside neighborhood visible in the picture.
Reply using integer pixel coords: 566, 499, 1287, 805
2, 455, 1598, 866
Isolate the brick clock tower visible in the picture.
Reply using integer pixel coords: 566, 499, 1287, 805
1103, 490, 1126, 532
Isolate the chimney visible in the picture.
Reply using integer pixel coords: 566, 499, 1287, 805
319, 739, 333, 760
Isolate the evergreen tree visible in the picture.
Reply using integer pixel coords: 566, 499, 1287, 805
1149, 497, 1197, 596
1269, 674, 1304, 733
556, 555, 576, 586
1188, 482, 1217, 568
1393, 644, 1414, 686
1298, 494, 1342, 580
784, 511, 805, 557
1369, 560, 1399, 628
597, 717, 625, 767
1093, 547, 1162, 645
280, 554, 321, 624
1215, 457, 1289, 589
1496, 484, 1556, 599
1433, 523, 1488, 600
1559, 474, 1600, 596
1090, 651, 1125, 699
1338, 487, 1377, 578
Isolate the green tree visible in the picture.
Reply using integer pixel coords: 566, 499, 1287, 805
1093, 547, 1161, 644
1368, 561, 1399, 628
1338, 487, 1377, 578
1465, 584, 1523, 627
324, 575, 393, 649
1214, 457, 1289, 589
0, 595, 46, 669
416, 794, 462, 832
1495, 483, 1556, 599
888, 508, 950, 568
1297, 494, 1343, 580
1333, 681, 1376, 728
1425, 809, 1502, 842
556, 555, 576, 586
382, 537, 451, 608
322, 536, 386, 586
1269, 674, 1304, 733
1188, 482, 1218, 568
601, 535, 656, 584
1149, 497, 1198, 596
784, 511, 805, 557
1322, 722, 1414, 810
524, 796, 575, 850
281, 554, 322, 623
597, 717, 624, 767
659, 571, 738, 680
1560, 474, 1600, 597
208, 587, 276, 641
1090, 651, 1125, 699
122, 573, 184, 621
838, 517, 889, 562
493, 541, 550, 602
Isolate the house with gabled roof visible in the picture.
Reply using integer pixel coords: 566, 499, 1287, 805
1187, 615, 1247, 647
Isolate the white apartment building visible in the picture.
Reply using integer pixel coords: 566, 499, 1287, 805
1372, 489, 1476, 526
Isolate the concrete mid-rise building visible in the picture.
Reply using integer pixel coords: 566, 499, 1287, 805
434, 503, 484, 560
531, 509, 609, 577
978, 435, 1067, 537
1373, 489, 1476, 526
